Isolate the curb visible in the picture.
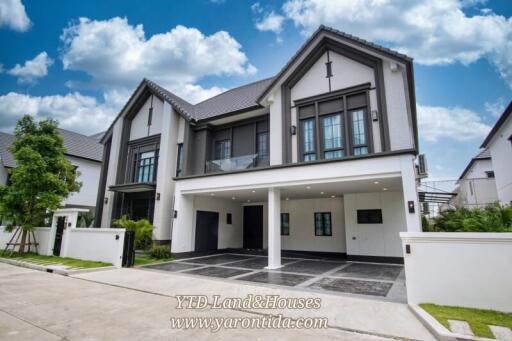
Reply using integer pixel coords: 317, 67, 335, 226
0, 257, 116, 276
409, 304, 495, 341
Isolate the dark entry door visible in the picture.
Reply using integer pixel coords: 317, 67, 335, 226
243, 205, 263, 249
53, 216, 66, 256
195, 211, 219, 252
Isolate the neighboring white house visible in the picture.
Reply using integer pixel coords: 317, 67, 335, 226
0, 129, 103, 214
96, 26, 422, 267
480, 101, 512, 206
451, 149, 498, 208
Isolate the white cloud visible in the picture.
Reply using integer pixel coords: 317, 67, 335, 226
0, 0, 31, 32
60, 17, 256, 104
0, 92, 117, 135
484, 97, 506, 117
256, 11, 285, 34
281, 0, 512, 87
417, 104, 491, 142
7, 52, 53, 84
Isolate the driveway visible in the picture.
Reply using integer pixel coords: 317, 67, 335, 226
0, 262, 402, 341
143, 253, 406, 302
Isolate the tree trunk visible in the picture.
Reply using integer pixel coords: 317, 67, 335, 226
19, 229, 27, 254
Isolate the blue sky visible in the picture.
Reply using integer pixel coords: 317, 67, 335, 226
0, 0, 511, 181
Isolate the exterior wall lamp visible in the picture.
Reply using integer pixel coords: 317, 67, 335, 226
104, 197, 108, 204
290, 125, 297, 135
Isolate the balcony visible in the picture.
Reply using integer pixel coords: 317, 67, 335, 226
205, 154, 269, 173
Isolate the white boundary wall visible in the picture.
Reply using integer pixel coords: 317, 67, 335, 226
401, 232, 512, 312
0, 227, 51, 255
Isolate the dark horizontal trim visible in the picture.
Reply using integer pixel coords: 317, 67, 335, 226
282, 249, 346, 260
127, 133, 161, 146
174, 148, 416, 181
293, 83, 371, 107
109, 182, 156, 193
347, 254, 404, 264
196, 105, 264, 124
481, 100, 512, 148
196, 113, 269, 131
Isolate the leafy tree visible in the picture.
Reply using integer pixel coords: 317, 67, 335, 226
0, 115, 81, 252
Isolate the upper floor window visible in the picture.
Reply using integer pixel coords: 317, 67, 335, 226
298, 90, 371, 162
134, 150, 157, 182
257, 132, 269, 165
176, 143, 184, 177
301, 118, 316, 161
215, 139, 231, 160
485, 171, 495, 179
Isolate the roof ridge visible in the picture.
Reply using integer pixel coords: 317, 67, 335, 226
194, 76, 276, 106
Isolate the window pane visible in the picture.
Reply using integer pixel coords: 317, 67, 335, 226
352, 110, 366, 145
324, 150, 343, 159
301, 119, 315, 155
353, 147, 368, 155
281, 213, 290, 236
323, 213, 332, 236
176, 144, 183, 177
304, 153, 316, 161
215, 140, 231, 160
322, 114, 343, 150
315, 213, 323, 236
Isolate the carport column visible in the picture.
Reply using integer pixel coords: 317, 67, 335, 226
171, 190, 195, 253
266, 187, 282, 269
400, 155, 421, 232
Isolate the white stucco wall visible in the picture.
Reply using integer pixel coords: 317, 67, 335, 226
401, 232, 512, 312
129, 95, 164, 141
344, 191, 405, 258
454, 158, 499, 207
193, 196, 244, 249
487, 115, 512, 205
101, 119, 123, 228
65, 156, 101, 209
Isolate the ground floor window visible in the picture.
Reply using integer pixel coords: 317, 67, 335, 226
314, 212, 332, 236
281, 213, 290, 235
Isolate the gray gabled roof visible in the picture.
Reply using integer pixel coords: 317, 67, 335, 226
0, 129, 103, 168
458, 148, 492, 180
193, 77, 275, 120
0, 132, 15, 168
89, 131, 105, 140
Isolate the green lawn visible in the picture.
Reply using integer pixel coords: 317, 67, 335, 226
134, 254, 173, 266
0, 252, 112, 269
420, 303, 512, 338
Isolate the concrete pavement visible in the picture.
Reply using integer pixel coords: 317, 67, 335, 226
74, 266, 434, 340
0, 263, 405, 340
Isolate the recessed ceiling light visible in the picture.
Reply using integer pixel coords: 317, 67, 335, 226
252, 190, 256, 193
306, 186, 311, 189
210, 193, 215, 196
285, 197, 289, 200
247, 199, 251, 203
231, 197, 236, 200
383, 188, 388, 191
320, 191, 324, 195
331, 195, 336, 198
374, 181, 379, 184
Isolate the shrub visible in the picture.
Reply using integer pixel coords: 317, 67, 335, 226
149, 245, 171, 259
433, 204, 512, 232
113, 215, 153, 250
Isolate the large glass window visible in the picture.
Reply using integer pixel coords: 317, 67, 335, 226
322, 114, 344, 159
176, 143, 183, 177
351, 109, 368, 155
314, 212, 332, 236
301, 118, 316, 161
257, 132, 269, 165
135, 151, 156, 182
215, 140, 231, 160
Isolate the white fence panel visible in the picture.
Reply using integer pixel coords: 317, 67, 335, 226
0, 226, 51, 254
401, 232, 512, 312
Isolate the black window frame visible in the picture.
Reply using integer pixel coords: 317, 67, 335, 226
127, 138, 160, 184
485, 171, 495, 179
297, 88, 372, 162
357, 209, 383, 224
314, 212, 332, 236
214, 139, 231, 160
320, 112, 345, 159
281, 213, 290, 236
256, 131, 270, 165
176, 143, 184, 177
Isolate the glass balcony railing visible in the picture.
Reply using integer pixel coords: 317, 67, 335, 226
205, 154, 269, 173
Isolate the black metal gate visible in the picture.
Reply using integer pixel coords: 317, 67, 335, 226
122, 230, 135, 267
53, 216, 66, 256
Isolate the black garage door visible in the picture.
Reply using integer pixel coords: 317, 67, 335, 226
195, 211, 219, 252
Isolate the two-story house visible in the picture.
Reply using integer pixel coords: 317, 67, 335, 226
96, 26, 422, 267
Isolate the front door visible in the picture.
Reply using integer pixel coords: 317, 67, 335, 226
53, 216, 66, 256
195, 211, 219, 252
243, 205, 263, 249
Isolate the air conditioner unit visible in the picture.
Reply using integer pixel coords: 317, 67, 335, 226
417, 154, 428, 178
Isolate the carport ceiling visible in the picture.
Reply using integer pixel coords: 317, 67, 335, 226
195, 177, 402, 202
